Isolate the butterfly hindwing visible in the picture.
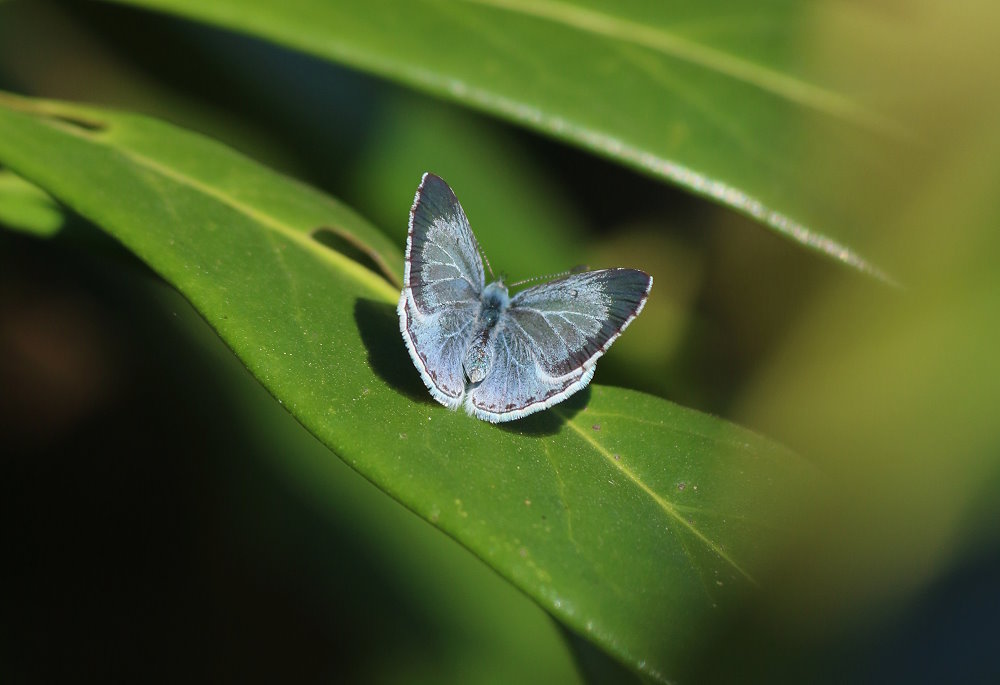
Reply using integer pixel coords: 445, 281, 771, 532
399, 296, 479, 407
465, 323, 596, 422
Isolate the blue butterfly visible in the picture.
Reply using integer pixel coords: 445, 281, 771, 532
398, 173, 652, 423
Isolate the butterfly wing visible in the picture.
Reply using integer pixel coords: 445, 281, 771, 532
465, 269, 652, 422
398, 173, 485, 407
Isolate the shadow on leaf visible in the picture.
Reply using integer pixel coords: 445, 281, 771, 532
354, 297, 434, 404
495, 386, 589, 437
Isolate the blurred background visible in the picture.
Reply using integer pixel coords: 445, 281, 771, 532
1, 0, 998, 682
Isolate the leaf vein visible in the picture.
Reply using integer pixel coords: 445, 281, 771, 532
555, 409, 757, 584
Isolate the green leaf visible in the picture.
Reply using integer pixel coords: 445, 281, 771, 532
0, 93, 814, 681
104, 0, 903, 282
153, 266, 585, 683
0, 169, 65, 237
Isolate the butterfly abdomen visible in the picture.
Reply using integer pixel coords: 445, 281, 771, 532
463, 328, 493, 384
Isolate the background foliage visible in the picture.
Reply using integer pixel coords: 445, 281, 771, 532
1, 1, 998, 682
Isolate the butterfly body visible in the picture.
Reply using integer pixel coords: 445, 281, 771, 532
463, 280, 508, 383
398, 173, 652, 423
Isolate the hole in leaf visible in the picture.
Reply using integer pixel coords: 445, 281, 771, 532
46, 113, 107, 133
312, 226, 400, 288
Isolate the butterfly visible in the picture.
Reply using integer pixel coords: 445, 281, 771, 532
397, 172, 652, 423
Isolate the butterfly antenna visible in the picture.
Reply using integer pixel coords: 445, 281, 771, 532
460, 219, 495, 279
480, 246, 495, 280
508, 269, 574, 288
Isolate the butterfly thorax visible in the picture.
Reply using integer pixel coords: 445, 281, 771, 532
463, 281, 510, 384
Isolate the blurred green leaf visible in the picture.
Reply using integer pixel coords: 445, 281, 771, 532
347, 93, 587, 279
0, 169, 64, 236
104, 0, 904, 282
707, 2, 1000, 678
0, 92, 814, 681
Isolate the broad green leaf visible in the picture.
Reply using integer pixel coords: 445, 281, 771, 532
0, 169, 64, 237
0, 93, 815, 681
104, 0, 904, 282
153, 270, 584, 683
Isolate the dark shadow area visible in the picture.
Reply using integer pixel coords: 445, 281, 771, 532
353, 297, 434, 405
311, 226, 399, 289
0, 231, 455, 683
496, 386, 590, 437
557, 621, 642, 685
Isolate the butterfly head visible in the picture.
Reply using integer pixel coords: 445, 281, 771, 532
481, 280, 510, 311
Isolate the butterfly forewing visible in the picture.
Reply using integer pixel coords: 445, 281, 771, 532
405, 173, 484, 314
506, 269, 652, 378
399, 173, 485, 406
